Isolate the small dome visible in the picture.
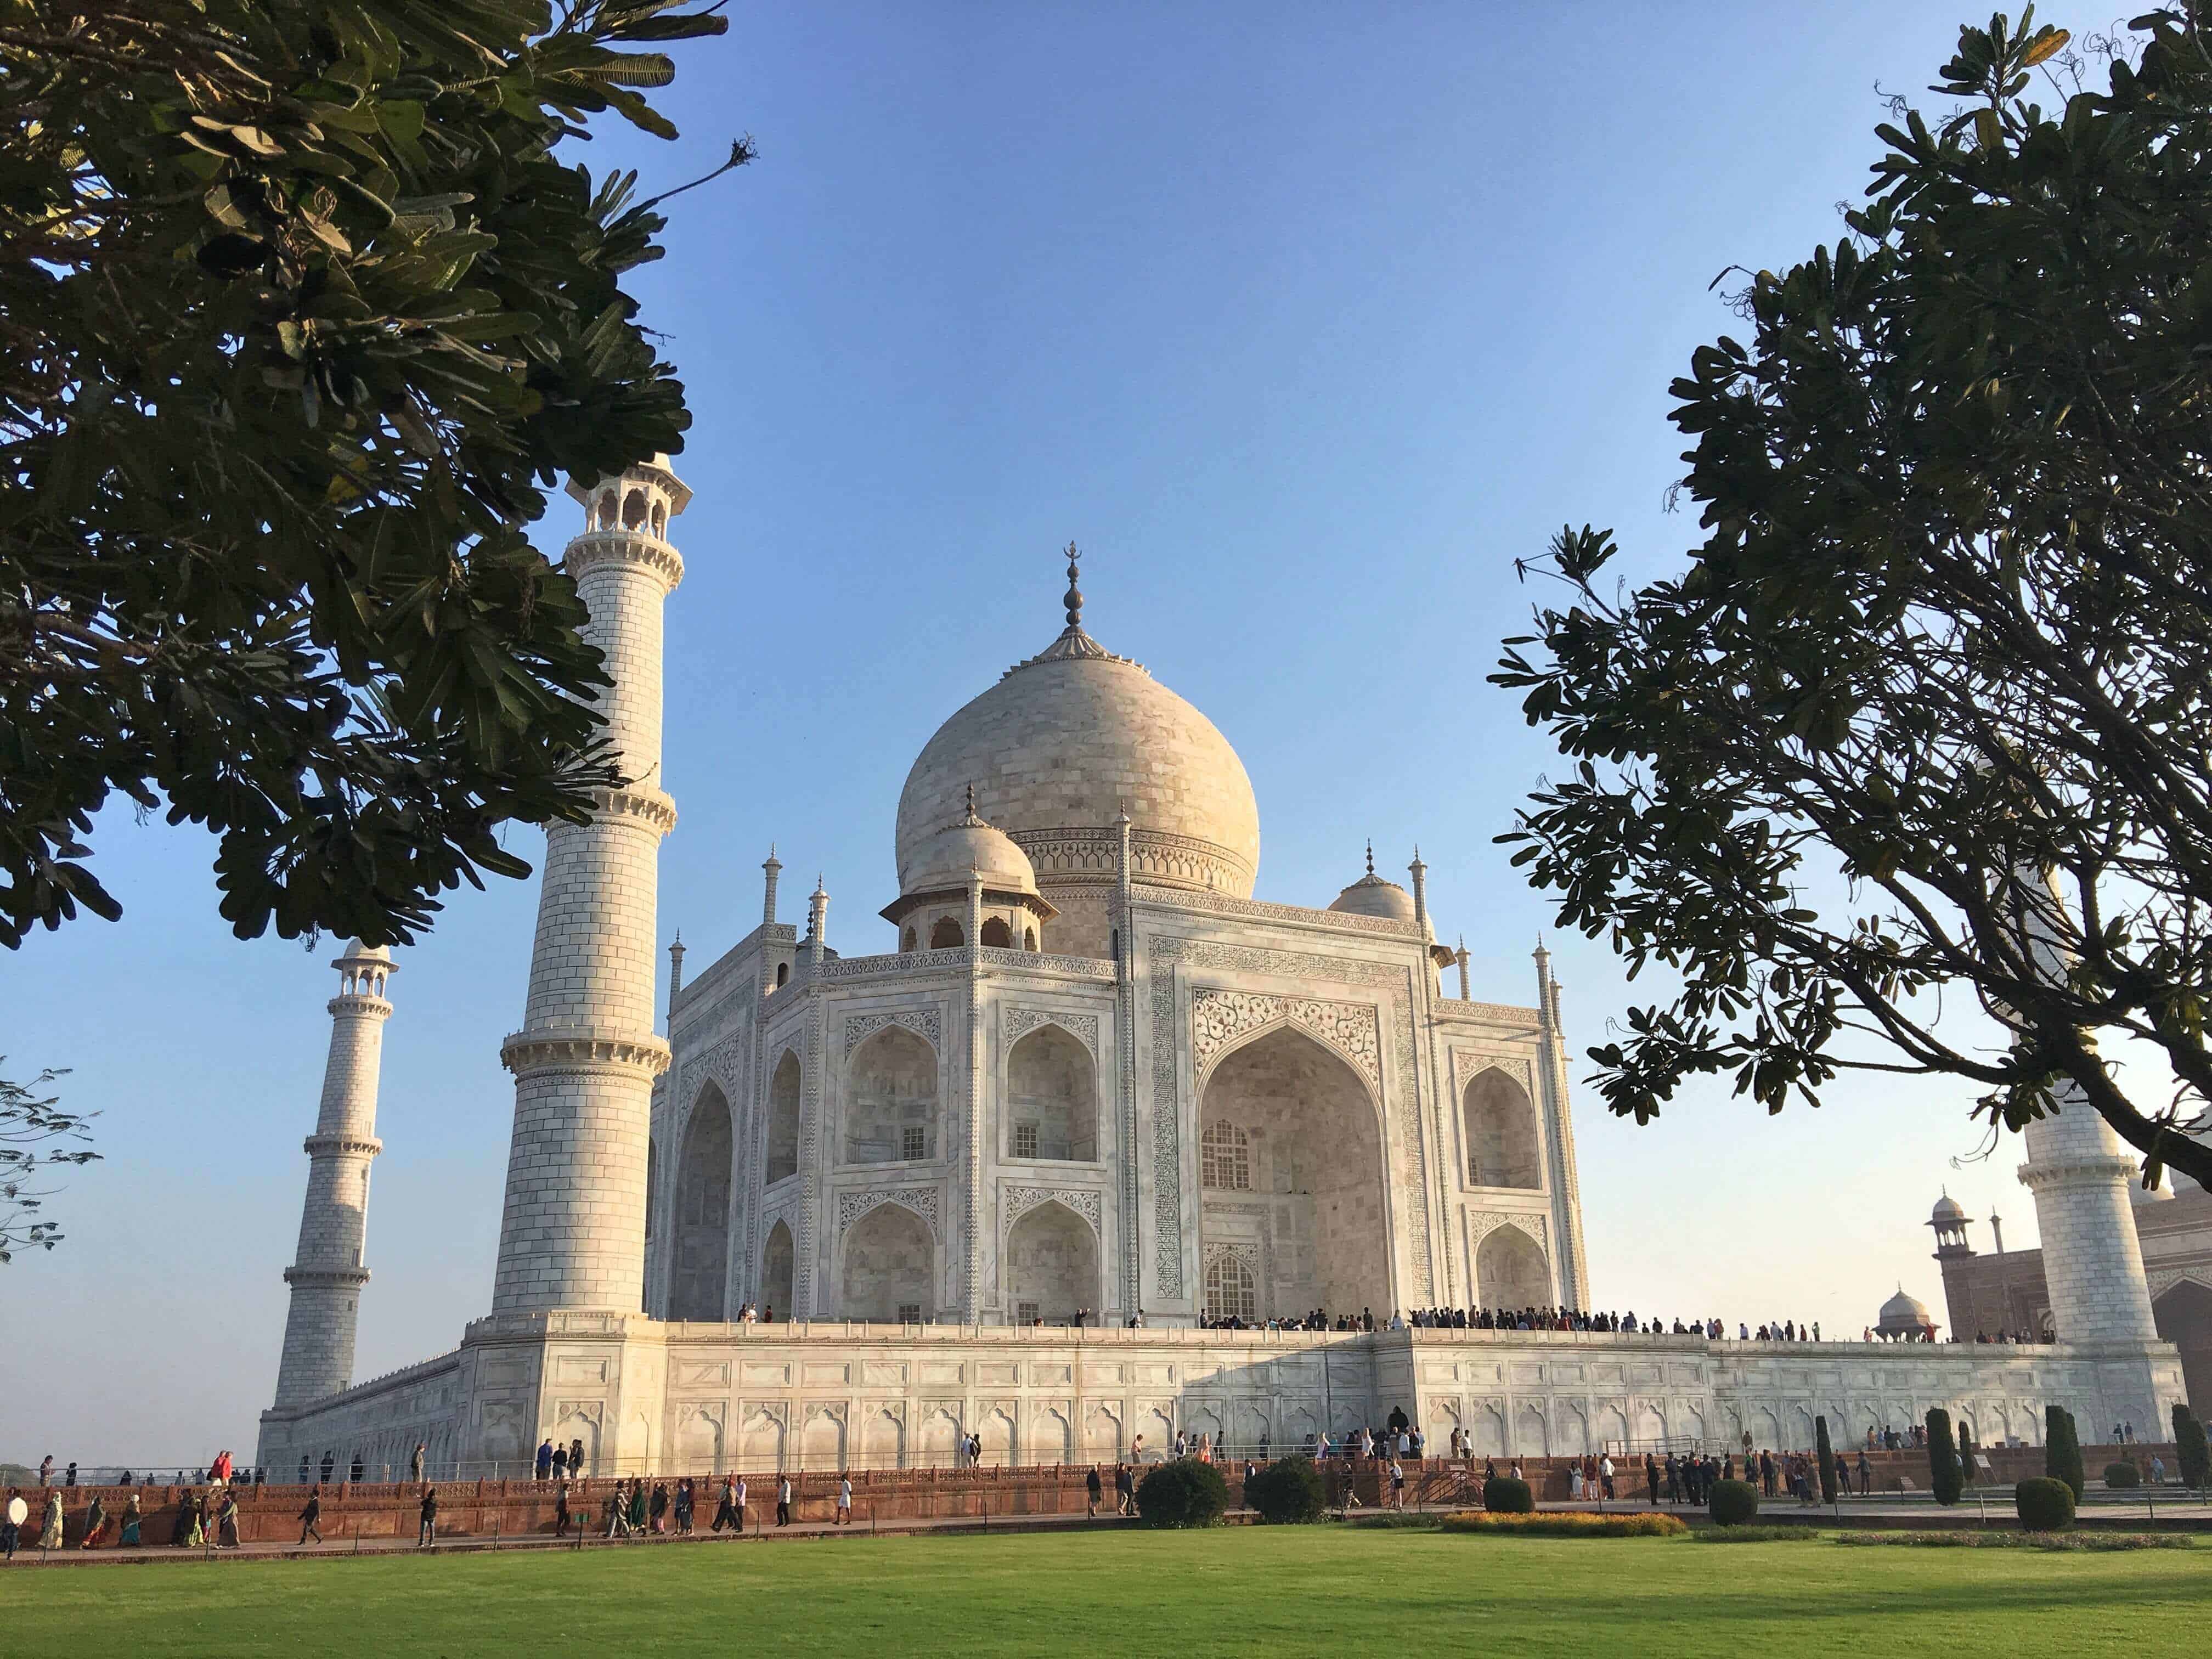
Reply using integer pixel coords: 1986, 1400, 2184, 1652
1328, 845, 1416, 923
335, 939, 393, 964
1931, 1192, 1966, 1224
1877, 1288, 1934, 1335
901, 788, 1039, 900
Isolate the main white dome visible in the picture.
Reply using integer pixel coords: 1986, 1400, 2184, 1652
895, 559, 1260, 900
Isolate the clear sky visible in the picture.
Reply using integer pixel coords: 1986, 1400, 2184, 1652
5, 2, 2105, 1467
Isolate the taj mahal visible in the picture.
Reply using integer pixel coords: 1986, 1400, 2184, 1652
256, 458, 2190, 1480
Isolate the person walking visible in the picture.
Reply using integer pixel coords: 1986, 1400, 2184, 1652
775, 1474, 792, 1527
1, 1491, 22, 1561
417, 1487, 438, 1548
536, 1439, 555, 1482
410, 1443, 426, 1484
605, 1483, 629, 1539
625, 1480, 647, 1537
555, 1482, 573, 1539
120, 1493, 142, 1548
38, 1489, 64, 1550
1388, 1459, 1407, 1511
297, 1488, 323, 1545
552, 1443, 568, 1482
215, 1489, 241, 1549
835, 1475, 853, 1526
1598, 1454, 1616, 1501
79, 1493, 108, 1549
649, 1480, 669, 1534
37, 1456, 52, 1488
733, 1475, 748, 1532
674, 1477, 694, 1534
1114, 1463, 1133, 1517
1086, 1465, 1103, 1519
712, 1476, 740, 1533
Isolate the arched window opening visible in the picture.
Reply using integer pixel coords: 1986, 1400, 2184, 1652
929, 917, 963, 949
902, 927, 917, 952
980, 916, 1013, 949
1200, 1121, 1250, 1190
760, 1220, 795, 1319
1007, 1024, 1096, 1161
622, 487, 648, 529
846, 1025, 938, 1165
840, 1203, 933, 1322
775, 961, 789, 988
651, 501, 667, 538
1205, 1252, 1257, 1323
1024, 927, 1039, 951
597, 489, 618, 529
670, 1086, 732, 1320
1005, 1201, 1098, 1324
765, 1052, 801, 1184
1463, 1069, 1543, 1189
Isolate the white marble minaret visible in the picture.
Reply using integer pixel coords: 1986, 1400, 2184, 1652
490, 458, 686, 1313
2019, 1081, 2159, 1344
272, 940, 393, 1408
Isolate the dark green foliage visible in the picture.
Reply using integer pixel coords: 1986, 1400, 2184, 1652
2046, 1406, 2085, 1500
1489, 5, 2212, 1193
1926, 1409, 1963, 1506
2103, 1460, 2140, 1489
2015, 1476, 2076, 1532
1481, 1476, 1534, 1515
1815, 1415, 1837, 1504
1708, 1479, 1760, 1527
1136, 1459, 1229, 1529
0, 0, 750, 951
1957, 1426, 1977, 1487
1244, 1455, 1326, 1525
2174, 1405, 2211, 1488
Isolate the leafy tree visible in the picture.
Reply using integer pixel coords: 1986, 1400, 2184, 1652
2172, 1403, 2210, 1489
0, 1063, 97, 1261
0, 0, 748, 950
1925, 1407, 1963, 1505
1814, 1414, 1838, 1504
2045, 1404, 2085, 1499
1491, 7, 2212, 1192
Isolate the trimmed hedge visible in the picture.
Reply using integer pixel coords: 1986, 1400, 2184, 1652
2103, 1460, 2140, 1489
1244, 1455, 1325, 1525
2174, 1403, 2211, 1489
2016, 1475, 2076, 1533
1482, 1475, 1534, 1515
1708, 1479, 1760, 1527
1136, 1459, 1230, 1528
1926, 1407, 1963, 1507
2045, 1404, 2085, 1500
1443, 1511, 1686, 1538
1837, 1528, 2185, 1551
1688, 1524, 1823, 1543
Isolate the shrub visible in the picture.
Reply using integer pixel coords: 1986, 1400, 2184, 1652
2016, 1475, 2076, 1533
1957, 1425, 1977, 1487
1442, 1511, 1686, 1538
1708, 1479, 1760, 1527
1814, 1415, 1837, 1504
1837, 1528, 2184, 1551
1136, 1459, 1229, 1529
1688, 1524, 1822, 1543
1244, 1455, 1325, 1525
1348, 1511, 1440, 1529
2045, 1405, 2085, 1500
1482, 1475, 1534, 1514
2174, 1404, 2211, 1489
2103, 1460, 2141, 1489
1925, 1408, 1963, 1507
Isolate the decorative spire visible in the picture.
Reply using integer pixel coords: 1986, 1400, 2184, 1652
1365, 840, 1375, 878
1001, 539, 1144, 679
964, 782, 983, 825
1063, 541, 1082, 631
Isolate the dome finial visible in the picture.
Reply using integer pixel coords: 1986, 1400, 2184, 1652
963, 782, 984, 825
1364, 839, 1375, 877
1063, 541, 1083, 631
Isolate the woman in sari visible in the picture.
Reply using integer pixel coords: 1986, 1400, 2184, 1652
79, 1493, 108, 1548
216, 1490, 241, 1548
120, 1493, 142, 1547
38, 1491, 63, 1549
625, 1479, 647, 1535
183, 1492, 206, 1548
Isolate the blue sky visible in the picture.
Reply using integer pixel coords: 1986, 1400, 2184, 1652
3, 2, 2074, 1465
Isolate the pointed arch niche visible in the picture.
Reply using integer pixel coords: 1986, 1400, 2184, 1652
1003, 1200, 1098, 1323
840, 1201, 936, 1322
765, 1051, 801, 1185
669, 1084, 732, 1320
1463, 1066, 1542, 1189
1006, 1023, 1097, 1162
760, 1218, 795, 1319
846, 1026, 938, 1165
1198, 1024, 1389, 1321
1476, 1223, 1550, 1311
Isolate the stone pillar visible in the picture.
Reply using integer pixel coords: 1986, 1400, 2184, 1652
762, 846, 782, 928
1533, 942, 1593, 1308
1115, 809, 1138, 1313
963, 874, 987, 1319
273, 941, 394, 1408
667, 932, 686, 1027
1455, 937, 1470, 1002
2018, 1084, 2158, 1344
491, 459, 686, 1314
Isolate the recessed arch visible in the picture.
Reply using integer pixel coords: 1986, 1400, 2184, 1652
1463, 1066, 1542, 1189
2152, 1276, 2212, 1415
622, 486, 648, 529
1199, 1023, 1389, 1321
1476, 1223, 1550, 1310
929, 917, 963, 949
1004, 1199, 1099, 1323
840, 1201, 935, 1322
766, 1050, 801, 1185
760, 1218, 794, 1320
1006, 1023, 1097, 1162
1204, 1248, 1257, 1322
669, 1083, 732, 1320
845, 1025, 938, 1164
980, 916, 1013, 948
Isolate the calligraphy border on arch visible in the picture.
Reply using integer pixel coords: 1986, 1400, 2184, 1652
1002, 1006, 1101, 1056
842, 1008, 943, 1058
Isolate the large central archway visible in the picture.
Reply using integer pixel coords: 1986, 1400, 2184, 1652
669, 1085, 732, 1320
1197, 1024, 1390, 1321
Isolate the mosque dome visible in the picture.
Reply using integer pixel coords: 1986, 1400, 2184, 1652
1930, 1192, 1967, 1225
1877, 1287, 1934, 1335
336, 939, 392, 963
899, 788, 1041, 900
895, 549, 1260, 900
1328, 845, 1416, 923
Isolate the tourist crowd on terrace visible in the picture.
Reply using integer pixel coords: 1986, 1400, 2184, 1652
1194, 1304, 2053, 1342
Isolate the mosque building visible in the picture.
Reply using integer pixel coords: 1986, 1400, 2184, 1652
257, 461, 2187, 1479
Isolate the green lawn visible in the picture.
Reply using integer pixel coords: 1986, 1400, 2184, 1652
3, 1527, 2204, 1656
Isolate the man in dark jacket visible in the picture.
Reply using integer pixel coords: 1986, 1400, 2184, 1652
298, 1489, 322, 1545
417, 1487, 438, 1548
